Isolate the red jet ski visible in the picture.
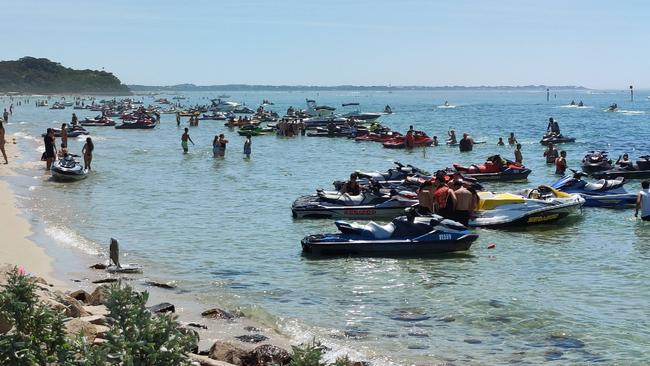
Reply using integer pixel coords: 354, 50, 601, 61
452, 155, 531, 181
383, 132, 433, 149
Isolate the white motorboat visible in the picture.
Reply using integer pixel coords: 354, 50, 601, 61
304, 99, 336, 117
469, 186, 584, 227
211, 98, 240, 112
340, 103, 382, 122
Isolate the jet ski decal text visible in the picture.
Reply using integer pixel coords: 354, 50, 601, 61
343, 209, 377, 215
526, 214, 560, 223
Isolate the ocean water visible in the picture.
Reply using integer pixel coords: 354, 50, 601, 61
3, 90, 650, 365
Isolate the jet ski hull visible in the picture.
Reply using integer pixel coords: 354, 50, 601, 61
292, 204, 413, 219
540, 137, 576, 145
301, 234, 477, 256
591, 169, 650, 180
577, 193, 636, 208
459, 170, 531, 182
469, 199, 583, 227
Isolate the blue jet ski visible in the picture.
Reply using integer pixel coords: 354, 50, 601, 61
551, 170, 636, 208
301, 212, 477, 257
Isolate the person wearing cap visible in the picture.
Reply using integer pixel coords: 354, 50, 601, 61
432, 172, 456, 219
459, 133, 474, 152
109, 238, 121, 268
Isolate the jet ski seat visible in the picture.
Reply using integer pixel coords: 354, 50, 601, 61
319, 192, 366, 205
584, 177, 625, 191
364, 222, 395, 239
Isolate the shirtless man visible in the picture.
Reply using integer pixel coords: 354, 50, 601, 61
340, 173, 361, 195
452, 180, 476, 226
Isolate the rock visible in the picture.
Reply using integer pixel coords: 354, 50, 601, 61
31, 276, 49, 285
94, 324, 110, 338
208, 341, 251, 365
145, 280, 177, 289
93, 337, 108, 345
249, 344, 291, 366
79, 315, 106, 326
89, 263, 107, 270
244, 326, 261, 332
56, 295, 90, 318
189, 353, 236, 366
88, 286, 108, 306
69, 289, 91, 303
83, 305, 109, 316
149, 302, 175, 314
201, 308, 236, 320
92, 278, 118, 284
65, 318, 97, 342
464, 338, 482, 344
235, 334, 268, 343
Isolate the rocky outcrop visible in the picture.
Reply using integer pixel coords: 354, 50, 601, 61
88, 286, 108, 306
207, 341, 291, 366
209, 341, 252, 366
249, 344, 291, 365
201, 308, 237, 320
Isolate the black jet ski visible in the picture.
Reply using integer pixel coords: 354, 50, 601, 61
42, 127, 89, 138
292, 185, 418, 219
551, 170, 635, 208
540, 133, 575, 145
332, 161, 429, 189
591, 155, 650, 179
581, 151, 613, 173
301, 212, 477, 257
51, 155, 88, 182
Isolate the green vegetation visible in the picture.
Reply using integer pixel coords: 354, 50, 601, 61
289, 339, 354, 366
0, 268, 195, 365
0, 57, 130, 94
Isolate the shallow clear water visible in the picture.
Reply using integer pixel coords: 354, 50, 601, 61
3, 90, 650, 365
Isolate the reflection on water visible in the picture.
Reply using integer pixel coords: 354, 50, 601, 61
3, 90, 650, 364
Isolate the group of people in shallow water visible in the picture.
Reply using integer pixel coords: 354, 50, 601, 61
181, 128, 251, 158
417, 172, 479, 226
41, 123, 94, 171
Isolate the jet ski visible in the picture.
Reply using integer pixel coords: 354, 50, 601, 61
606, 104, 618, 112
115, 119, 158, 129
540, 133, 576, 145
291, 185, 418, 219
237, 126, 273, 136
200, 112, 227, 120
331, 161, 429, 189
581, 151, 613, 173
590, 155, 650, 180
383, 132, 433, 149
355, 131, 402, 142
301, 213, 477, 257
43, 127, 89, 138
80, 117, 116, 126
551, 170, 636, 208
51, 155, 88, 182
452, 155, 531, 182
469, 186, 585, 227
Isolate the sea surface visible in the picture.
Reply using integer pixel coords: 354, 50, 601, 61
3, 90, 650, 365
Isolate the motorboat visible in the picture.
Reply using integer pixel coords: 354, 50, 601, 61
452, 155, 531, 182
51, 155, 88, 182
233, 106, 255, 114
469, 186, 585, 227
304, 99, 336, 117
301, 213, 477, 256
581, 151, 612, 173
292, 187, 418, 219
540, 133, 576, 145
200, 112, 227, 120
591, 155, 650, 179
211, 98, 240, 112
340, 103, 382, 122
383, 132, 433, 149
551, 170, 636, 208
384, 105, 393, 114
50, 102, 65, 110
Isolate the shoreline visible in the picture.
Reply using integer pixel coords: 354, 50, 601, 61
0, 139, 373, 365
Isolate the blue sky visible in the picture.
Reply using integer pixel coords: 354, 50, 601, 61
2, 0, 648, 88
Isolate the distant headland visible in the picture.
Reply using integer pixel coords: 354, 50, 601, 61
0, 57, 131, 95
128, 83, 588, 92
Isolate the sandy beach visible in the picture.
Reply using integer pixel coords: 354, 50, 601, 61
0, 142, 56, 282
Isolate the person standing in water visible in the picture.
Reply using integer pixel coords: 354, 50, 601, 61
514, 143, 523, 164
508, 132, 517, 145
60, 123, 68, 151
459, 133, 474, 152
44, 128, 56, 170
82, 137, 94, 170
497, 137, 505, 146
635, 180, 650, 221
0, 119, 7, 164
555, 150, 567, 175
243, 134, 252, 158
217, 134, 228, 157
181, 128, 194, 154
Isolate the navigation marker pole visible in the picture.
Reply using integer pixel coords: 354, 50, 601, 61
630, 85, 634, 102
546, 88, 550, 102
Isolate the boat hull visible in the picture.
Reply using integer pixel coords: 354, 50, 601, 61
301, 234, 477, 256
